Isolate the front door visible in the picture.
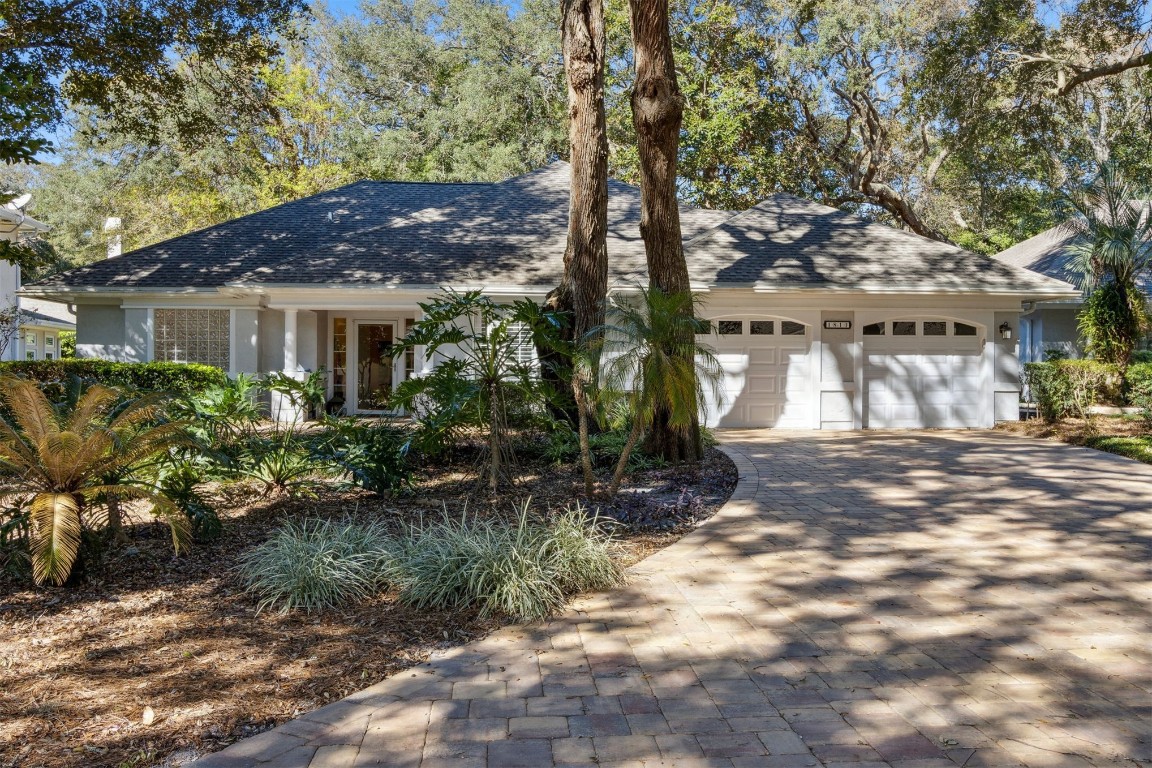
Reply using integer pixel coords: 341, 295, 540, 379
353, 321, 397, 413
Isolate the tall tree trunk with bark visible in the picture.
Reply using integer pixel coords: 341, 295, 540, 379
627, 0, 701, 462
542, 0, 609, 430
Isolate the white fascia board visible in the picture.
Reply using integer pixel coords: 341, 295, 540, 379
738, 284, 1080, 301
0, 207, 47, 232
233, 283, 553, 309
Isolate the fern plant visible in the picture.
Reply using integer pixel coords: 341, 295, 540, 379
0, 377, 191, 585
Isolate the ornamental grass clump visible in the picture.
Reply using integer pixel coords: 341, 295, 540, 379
391, 503, 624, 622
237, 518, 396, 614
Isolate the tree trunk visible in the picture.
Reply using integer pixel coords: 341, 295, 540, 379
543, 0, 610, 427
627, 0, 701, 462
573, 373, 596, 498
607, 415, 645, 497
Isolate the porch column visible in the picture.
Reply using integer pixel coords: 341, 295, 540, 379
276, 308, 302, 424
283, 308, 298, 374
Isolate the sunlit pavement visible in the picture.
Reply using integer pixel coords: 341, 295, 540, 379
191, 430, 1152, 768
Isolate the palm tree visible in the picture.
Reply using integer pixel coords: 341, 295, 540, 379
0, 378, 191, 585
1065, 164, 1152, 369
598, 286, 721, 496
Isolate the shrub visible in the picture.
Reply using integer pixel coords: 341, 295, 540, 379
237, 518, 395, 613
391, 504, 623, 622
169, 373, 264, 451
1023, 360, 1122, 421
1126, 362, 1152, 425
240, 432, 330, 499
308, 419, 412, 495
0, 360, 227, 400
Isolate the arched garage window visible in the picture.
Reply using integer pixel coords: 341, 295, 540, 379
154, 309, 230, 369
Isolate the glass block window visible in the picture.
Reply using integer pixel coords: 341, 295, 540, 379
863, 322, 885, 335
781, 321, 806, 336
893, 321, 917, 336
154, 309, 230, 369
923, 321, 947, 336
717, 320, 743, 335
750, 320, 775, 335
954, 322, 978, 336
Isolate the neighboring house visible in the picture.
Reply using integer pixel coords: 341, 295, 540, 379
0, 201, 76, 361
993, 222, 1151, 364
22, 162, 1077, 429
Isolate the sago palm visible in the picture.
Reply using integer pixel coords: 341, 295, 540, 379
0, 377, 191, 585
598, 286, 721, 496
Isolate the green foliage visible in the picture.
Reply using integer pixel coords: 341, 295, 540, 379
155, 460, 222, 540
308, 419, 413, 496
0, 378, 191, 585
598, 286, 721, 487
57, 331, 76, 359
1125, 362, 1152, 425
1081, 435, 1152, 465
1078, 281, 1150, 366
263, 368, 328, 420
240, 432, 330, 499
392, 291, 565, 489
391, 504, 623, 622
0, 0, 305, 166
168, 373, 264, 450
237, 518, 395, 614
1067, 166, 1152, 367
1023, 360, 1123, 421
0, 360, 228, 401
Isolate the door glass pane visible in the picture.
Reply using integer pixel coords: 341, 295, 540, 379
357, 323, 394, 411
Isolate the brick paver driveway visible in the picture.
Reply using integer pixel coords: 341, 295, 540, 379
194, 431, 1152, 768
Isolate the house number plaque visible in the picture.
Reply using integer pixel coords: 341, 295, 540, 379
823, 320, 852, 330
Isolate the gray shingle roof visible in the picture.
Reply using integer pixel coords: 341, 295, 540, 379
33, 162, 1076, 298
35, 180, 486, 289
686, 194, 1076, 293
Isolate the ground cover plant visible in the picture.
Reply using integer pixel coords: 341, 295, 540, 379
0, 418, 737, 768
998, 414, 1152, 466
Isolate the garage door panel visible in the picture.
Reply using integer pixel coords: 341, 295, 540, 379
707, 325, 813, 429
865, 327, 984, 429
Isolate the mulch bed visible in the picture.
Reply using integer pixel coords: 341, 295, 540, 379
0, 447, 737, 768
996, 414, 1152, 463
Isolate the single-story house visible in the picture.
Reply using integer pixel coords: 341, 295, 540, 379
1, 202, 76, 362
22, 162, 1077, 429
992, 218, 1151, 363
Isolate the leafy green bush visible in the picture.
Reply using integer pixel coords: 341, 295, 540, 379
237, 518, 395, 613
241, 432, 330, 498
308, 419, 412, 495
168, 373, 264, 451
156, 460, 222, 540
391, 504, 623, 622
1126, 362, 1152, 425
1023, 360, 1122, 421
0, 360, 227, 400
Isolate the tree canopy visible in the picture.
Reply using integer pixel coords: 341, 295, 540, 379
5, 0, 1150, 273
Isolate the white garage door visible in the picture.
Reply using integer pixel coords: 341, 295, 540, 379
707, 318, 813, 429
864, 320, 984, 428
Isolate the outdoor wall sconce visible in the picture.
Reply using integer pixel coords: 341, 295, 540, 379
999, 322, 1012, 340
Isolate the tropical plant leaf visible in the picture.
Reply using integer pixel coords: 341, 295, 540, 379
0, 377, 60, 445
64, 384, 120, 435
29, 492, 82, 586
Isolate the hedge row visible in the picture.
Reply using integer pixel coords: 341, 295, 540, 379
1023, 360, 1152, 421
0, 360, 228, 398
